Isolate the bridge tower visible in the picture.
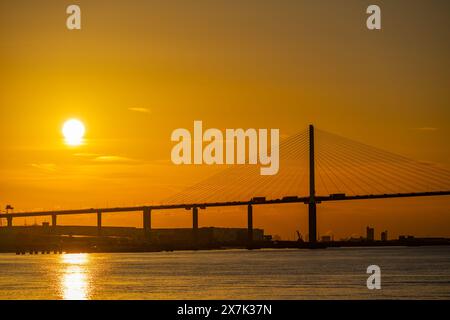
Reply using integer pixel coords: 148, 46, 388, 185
308, 124, 317, 243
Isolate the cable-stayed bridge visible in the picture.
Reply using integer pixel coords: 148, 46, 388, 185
2, 125, 450, 243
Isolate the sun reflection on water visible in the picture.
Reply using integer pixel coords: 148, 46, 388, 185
60, 253, 90, 300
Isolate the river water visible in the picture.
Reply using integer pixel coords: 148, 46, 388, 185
0, 246, 449, 299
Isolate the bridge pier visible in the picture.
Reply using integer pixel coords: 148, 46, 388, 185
247, 204, 253, 244
308, 202, 317, 243
97, 211, 102, 235
52, 214, 57, 228
192, 207, 198, 243
143, 207, 152, 238
7, 216, 13, 227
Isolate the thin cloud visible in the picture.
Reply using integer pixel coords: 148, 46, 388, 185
30, 163, 57, 171
128, 107, 151, 114
74, 153, 139, 163
93, 156, 137, 163
414, 127, 438, 131
73, 153, 100, 157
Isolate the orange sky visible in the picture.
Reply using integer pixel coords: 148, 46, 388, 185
1, 0, 449, 239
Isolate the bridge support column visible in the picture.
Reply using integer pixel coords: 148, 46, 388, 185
97, 211, 102, 236
308, 202, 317, 243
192, 207, 198, 244
247, 204, 253, 244
52, 214, 57, 227
7, 216, 13, 227
143, 207, 152, 239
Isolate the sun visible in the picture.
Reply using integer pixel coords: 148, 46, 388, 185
62, 119, 85, 146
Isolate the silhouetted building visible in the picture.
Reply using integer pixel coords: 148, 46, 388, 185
346, 236, 364, 242
366, 226, 375, 241
0, 225, 264, 246
320, 235, 332, 242
381, 230, 388, 241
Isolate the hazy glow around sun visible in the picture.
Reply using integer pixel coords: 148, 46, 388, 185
62, 119, 85, 146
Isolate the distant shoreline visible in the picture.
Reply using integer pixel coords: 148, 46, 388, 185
3, 239, 450, 255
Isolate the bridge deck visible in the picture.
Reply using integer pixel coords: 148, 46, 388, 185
1, 191, 449, 219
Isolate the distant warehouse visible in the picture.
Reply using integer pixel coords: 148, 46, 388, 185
0, 225, 265, 245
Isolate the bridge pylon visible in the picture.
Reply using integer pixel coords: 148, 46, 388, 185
308, 124, 317, 243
